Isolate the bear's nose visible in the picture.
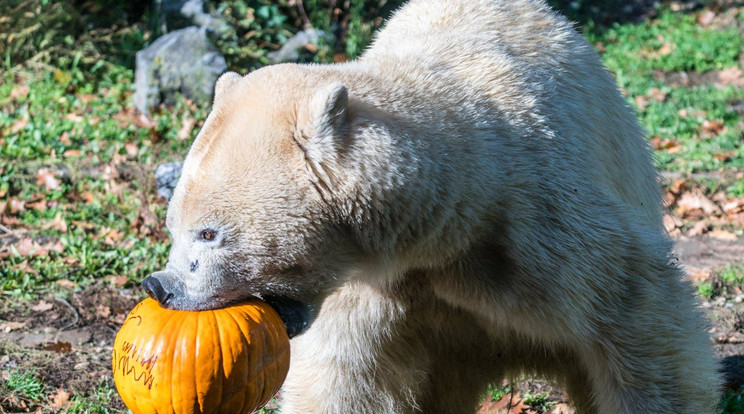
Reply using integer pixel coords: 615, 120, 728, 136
142, 274, 172, 306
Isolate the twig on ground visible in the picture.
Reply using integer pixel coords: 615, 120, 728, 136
297, 0, 313, 29
54, 297, 79, 331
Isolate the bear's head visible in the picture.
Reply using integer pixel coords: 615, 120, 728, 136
141, 65, 370, 337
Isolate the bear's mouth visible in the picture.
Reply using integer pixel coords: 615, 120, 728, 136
263, 295, 313, 339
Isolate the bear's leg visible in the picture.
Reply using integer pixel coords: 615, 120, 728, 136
567, 278, 719, 414
280, 279, 501, 413
280, 281, 430, 413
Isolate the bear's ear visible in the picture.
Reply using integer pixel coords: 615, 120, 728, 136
300, 82, 349, 163
214, 72, 242, 105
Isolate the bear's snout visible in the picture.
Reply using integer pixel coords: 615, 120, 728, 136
141, 270, 182, 308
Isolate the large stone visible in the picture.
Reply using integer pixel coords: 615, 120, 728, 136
134, 26, 226, 114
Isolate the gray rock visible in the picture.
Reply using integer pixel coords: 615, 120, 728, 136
134, 26, 226, 114
162, 0, 215, 31
268, 28, 331, 63
156, 161, 184, 201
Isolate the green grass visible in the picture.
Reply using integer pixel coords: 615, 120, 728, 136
0, 66, 203, 295
65, 384, 117, 414
2, 370, 46, 401
698, 281, 715, 299
588, 8, 744, 172
720, 264, 744, 285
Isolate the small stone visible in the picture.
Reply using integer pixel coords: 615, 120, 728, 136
156, 161, 184, 201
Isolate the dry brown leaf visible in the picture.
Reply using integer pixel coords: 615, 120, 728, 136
663, 214, 680, 235
687, 266, 711, 282
714, 151, 736, 162
697, 10, 716, 26
42, 212, 68, 232
634, 96, 649, 111
658, 42, 673, 56
686, 220, 710, 237
109, 275, 130, 287
709, 229, 737, 241
648, 88, 667, 102
36, 168, 61, 191
676, 190, 722, 216
96, 304, 111, 318
31, 300, 54, 312
63, 149, 82, 158
0, 321, 25, 332
50, 388, 71, 408
56, 279, 76, 289
10, 118, 29, 133
715, 67, 744, 88
700, 119, 725, 138
7, 198, 26, 214
59, 131, 71, 145
65, 113, 83, 123
177, 117, 197, 140
124, 142, 139, 157
10, 84, 30, 100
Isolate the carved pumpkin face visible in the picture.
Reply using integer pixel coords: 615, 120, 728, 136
112, 298, 290, 413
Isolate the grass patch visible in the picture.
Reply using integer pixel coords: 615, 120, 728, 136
720, 264, 744, 285
698, 282, 715, 299
587, 8, 744, 172
2, 370, 46, 401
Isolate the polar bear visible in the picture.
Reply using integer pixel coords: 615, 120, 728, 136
141, 0, 721, 412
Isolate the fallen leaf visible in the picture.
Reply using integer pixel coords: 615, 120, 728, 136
700, 119, 725, 138
65, 113, 83, 123
0, 321, 25, 332
96, 304, 111, 318
676, 190, 722, 217
10, 118, 29, 133
648, 88, 667, 102
649, 136, 681, 153
50, 388, 71, 408
6, 198, 26, 214
41, 212, 68, 232
43, 342, 72, 354
10, 84, 30, 100
36, 168, 61, 191
709, 229, 737, 241
108, 275, 130, 288
31, 300, 54, 312
716, 67, 744, 88
686, 220, 710, 237
177, 117, 196, 140
124, 142, 139, 157
658, 42, 674, 56
59, 131, 71, 145
714, 151, 736, 162
663, 214, 679, 234
63, 149, 82, 157
634, 96, 649, 111
687, 267, 711, 283
56, 279, 76, 289
697, 10, 716, 26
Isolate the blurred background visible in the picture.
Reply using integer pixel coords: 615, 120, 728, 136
1, 0, 744, 412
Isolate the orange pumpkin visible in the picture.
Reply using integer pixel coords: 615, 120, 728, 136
112, 298, 290, 414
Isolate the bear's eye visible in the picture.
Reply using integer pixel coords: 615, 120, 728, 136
200, 229, 217, 242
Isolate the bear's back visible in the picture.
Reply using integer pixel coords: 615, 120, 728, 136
361, 0, 663, 228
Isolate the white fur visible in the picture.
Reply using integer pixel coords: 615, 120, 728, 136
165, 0, 720, 412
